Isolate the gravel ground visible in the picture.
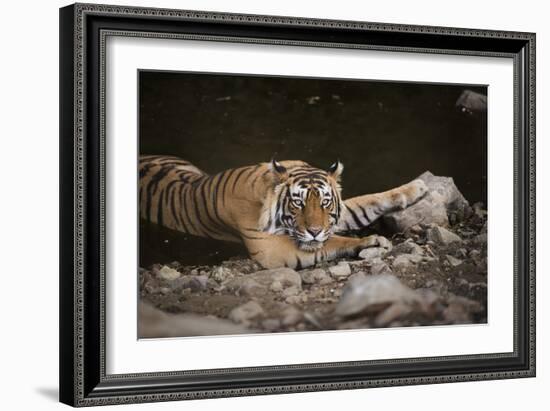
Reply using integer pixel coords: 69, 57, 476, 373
139, 202, 487, 338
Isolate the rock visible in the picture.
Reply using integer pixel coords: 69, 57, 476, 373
211, 266, 233, 282
172, 275, 209, 292
269, 280, 283, 292
282, 285, 301, 297
446, 255, 463, 267
303, 312, 323, 329
456, 90, 487, 114
472, 202, 487, 219
368, 259, 393, 275
285, 295, 302, 305
235, 278, 265, 297
392, 253, 423, 270
416, 288, 441, 317
443, 296, 482, 324
224, 267, 302, 296
473, 233, 487, 244
138, 302, 250, 337
300, 268, 332, 285
456, 248, 468, 258
328, 263, 352, 279
427, 225, 462, 245
358, 247, 388, 260
348, 271, 367, 282
374, 302, 413, 327
157, 265, 181, 280
393, 239, 424, 255
336, 274, 421, 317
229, 301, 265, 324
261, 318, 281, 331
281, 306, 303, 326
383, 171, 470, 232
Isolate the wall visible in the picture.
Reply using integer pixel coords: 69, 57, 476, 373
0, 0, 546, 410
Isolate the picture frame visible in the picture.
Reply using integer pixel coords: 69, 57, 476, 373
59, 2, 535, 407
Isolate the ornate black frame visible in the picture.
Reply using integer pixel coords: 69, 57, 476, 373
59, 3, 536, 407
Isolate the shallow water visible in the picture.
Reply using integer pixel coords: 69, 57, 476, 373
139, 71, 487, 267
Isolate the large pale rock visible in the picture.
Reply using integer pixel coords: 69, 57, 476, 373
138, 302, 249, 337
383, 171, 470, 232
335, 274, 421, 317
224, 267, 302, 297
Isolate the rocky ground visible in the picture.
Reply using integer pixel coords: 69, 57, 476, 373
139, 172, 487, 338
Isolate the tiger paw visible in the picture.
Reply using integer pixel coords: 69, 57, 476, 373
407, 179, 429, 204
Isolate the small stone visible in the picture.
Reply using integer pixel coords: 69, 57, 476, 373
392, 253, 423, 270
370, 260, 393, 275
270, 280, 283, 292
393, 239, 424, 255
300, 268, 332, 285
457, 248, 468, 258
427, 225, 462, 245
229, 301, 264, 324
157, 265, 181, 280
446, 255, 463, 267
211, 266, 232, 282
329, 263, 352, 279
358, 247, 388, 260
473, 202, 487, 219
224, 267, 302, 296
176, 275, 209, 292
409, 224, 423, 234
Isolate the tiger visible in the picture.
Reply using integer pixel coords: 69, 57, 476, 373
139, 155, 428, 269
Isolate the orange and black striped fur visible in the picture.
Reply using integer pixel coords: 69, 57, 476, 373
139, 155, 428, 269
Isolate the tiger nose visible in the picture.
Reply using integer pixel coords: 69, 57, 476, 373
307, 227, 322, 237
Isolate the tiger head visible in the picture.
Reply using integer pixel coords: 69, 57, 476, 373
259, 159, 344, 252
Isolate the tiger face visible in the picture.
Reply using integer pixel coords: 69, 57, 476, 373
261, 159, 344, 252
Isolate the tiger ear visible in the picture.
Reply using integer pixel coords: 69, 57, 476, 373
269, 158, 288, 183
328, 160, 343, 181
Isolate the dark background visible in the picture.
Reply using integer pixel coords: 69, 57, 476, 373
139, 71, 487, 267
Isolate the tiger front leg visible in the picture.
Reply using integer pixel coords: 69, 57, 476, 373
337, 179, 428, 232
243, 233, 390, 270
